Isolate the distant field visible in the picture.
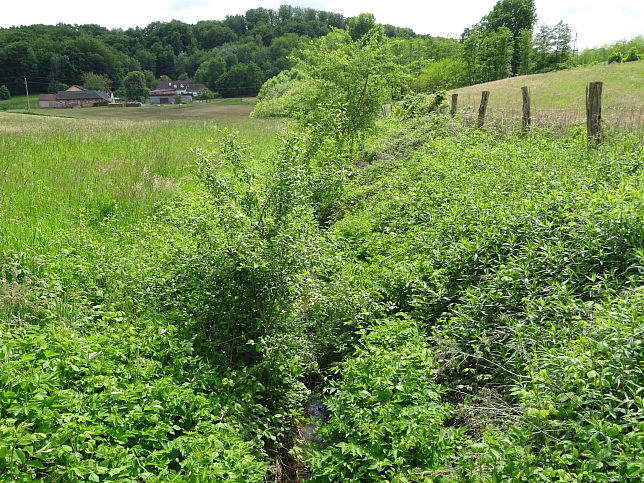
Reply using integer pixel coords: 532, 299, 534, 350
0, 94, 40, 111
449, 60, 644, 129
0, 97, 258, 121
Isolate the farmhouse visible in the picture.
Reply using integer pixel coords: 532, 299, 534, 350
38, 94, 58, 108
149, 81, 206, 105
57, 89, 113, 108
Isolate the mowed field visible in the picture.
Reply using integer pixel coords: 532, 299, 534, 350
449, 60, 644, 128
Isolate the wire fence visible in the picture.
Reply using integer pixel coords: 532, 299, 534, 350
458, 106, 644, 132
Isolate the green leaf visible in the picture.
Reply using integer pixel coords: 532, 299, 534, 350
13, 449, 26, 465
26, 459, 45, 469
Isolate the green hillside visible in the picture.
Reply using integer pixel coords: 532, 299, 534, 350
450, 60, 644, 127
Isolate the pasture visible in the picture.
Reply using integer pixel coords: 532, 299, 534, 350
450, 60, 644, 129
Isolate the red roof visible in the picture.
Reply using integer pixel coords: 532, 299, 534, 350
39, 94, 57, 101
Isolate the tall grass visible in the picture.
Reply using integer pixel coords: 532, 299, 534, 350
0, 113, 281, 255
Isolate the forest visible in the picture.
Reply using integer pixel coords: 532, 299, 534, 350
1, 1, 642, 101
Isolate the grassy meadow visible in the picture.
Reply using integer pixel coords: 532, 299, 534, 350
450, 60, 644, 129
0, 94, 40, 111
0, 111, 283, 255
1, 91, 644, 481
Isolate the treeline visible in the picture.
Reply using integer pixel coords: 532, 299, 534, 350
0, 5, 418, 98
2, 1, 643, 100
580, 36, 644, 65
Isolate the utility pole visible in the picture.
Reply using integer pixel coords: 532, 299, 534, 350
24, 77, 31, 111
573, 33, 579, 65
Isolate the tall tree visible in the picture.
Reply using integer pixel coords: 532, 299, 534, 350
552, 20, 572, 65
82, 71, 112, 90
478, 26, 514, 82
0, 41, 37, 94
347, 13, 376, 41
123, 70, 148, 101
484, 0, 536, 74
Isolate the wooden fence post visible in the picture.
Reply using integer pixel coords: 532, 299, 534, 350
450, 93, 458, 116
586, 81, 603, 146
477, 91, 489, 128
521, 86, 531, 132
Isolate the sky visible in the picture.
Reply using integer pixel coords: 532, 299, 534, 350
2, 0, 642, 50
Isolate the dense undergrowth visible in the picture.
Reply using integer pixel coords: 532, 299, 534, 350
1, 108, 644, 481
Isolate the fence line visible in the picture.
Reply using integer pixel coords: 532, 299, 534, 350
456, 106, 643, 132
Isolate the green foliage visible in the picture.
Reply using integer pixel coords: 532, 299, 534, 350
4, 37, 644, 482
254, 27, 398, 142
307, 317, 462, 481
318, 117, 644, 480
0, 85, 9, 100
143, 70, 157, 90
0, 115, 293, 481
47, 80, 68, 93
624, 47, 640, 62
251, 69, 306, 118
195, 87, 216, 100
195, 57, 226, 90
579, 36, 644, 65
485, 0, 536, 73
478, 26, 514, 81
347, 13, 377, 41
393, 92, 446, 119
608, 51, 624, 64
216, 62, 264, 97
532, 21, 574, 72
419, 58, 467, 93
81, 71, 112, 91
123, 70, 148, 102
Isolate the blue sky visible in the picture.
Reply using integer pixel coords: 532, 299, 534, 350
3, 0, 642, 49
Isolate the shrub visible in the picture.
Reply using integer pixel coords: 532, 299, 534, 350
0, 85, 10, 100
608, 51, 623, 63
624, 47, 640, 62
307, 317, 462, 481
47, 80, 68, 93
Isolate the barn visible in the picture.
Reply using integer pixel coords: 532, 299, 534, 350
149, 81, 206, 105
38, 94, 58, 108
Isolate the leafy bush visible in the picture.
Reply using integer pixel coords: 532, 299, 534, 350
0, 85, 9, 100
195, 88, 217, 100
317, 119, 644, 480
624, 47, 641, 62
253, 27, 399, 143
251, 70, 308, 118
307, 317, 463, 481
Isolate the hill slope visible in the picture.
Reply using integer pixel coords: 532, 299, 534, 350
450, 60, 644, 127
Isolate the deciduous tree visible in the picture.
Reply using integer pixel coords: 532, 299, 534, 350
123, 70, 148, 101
